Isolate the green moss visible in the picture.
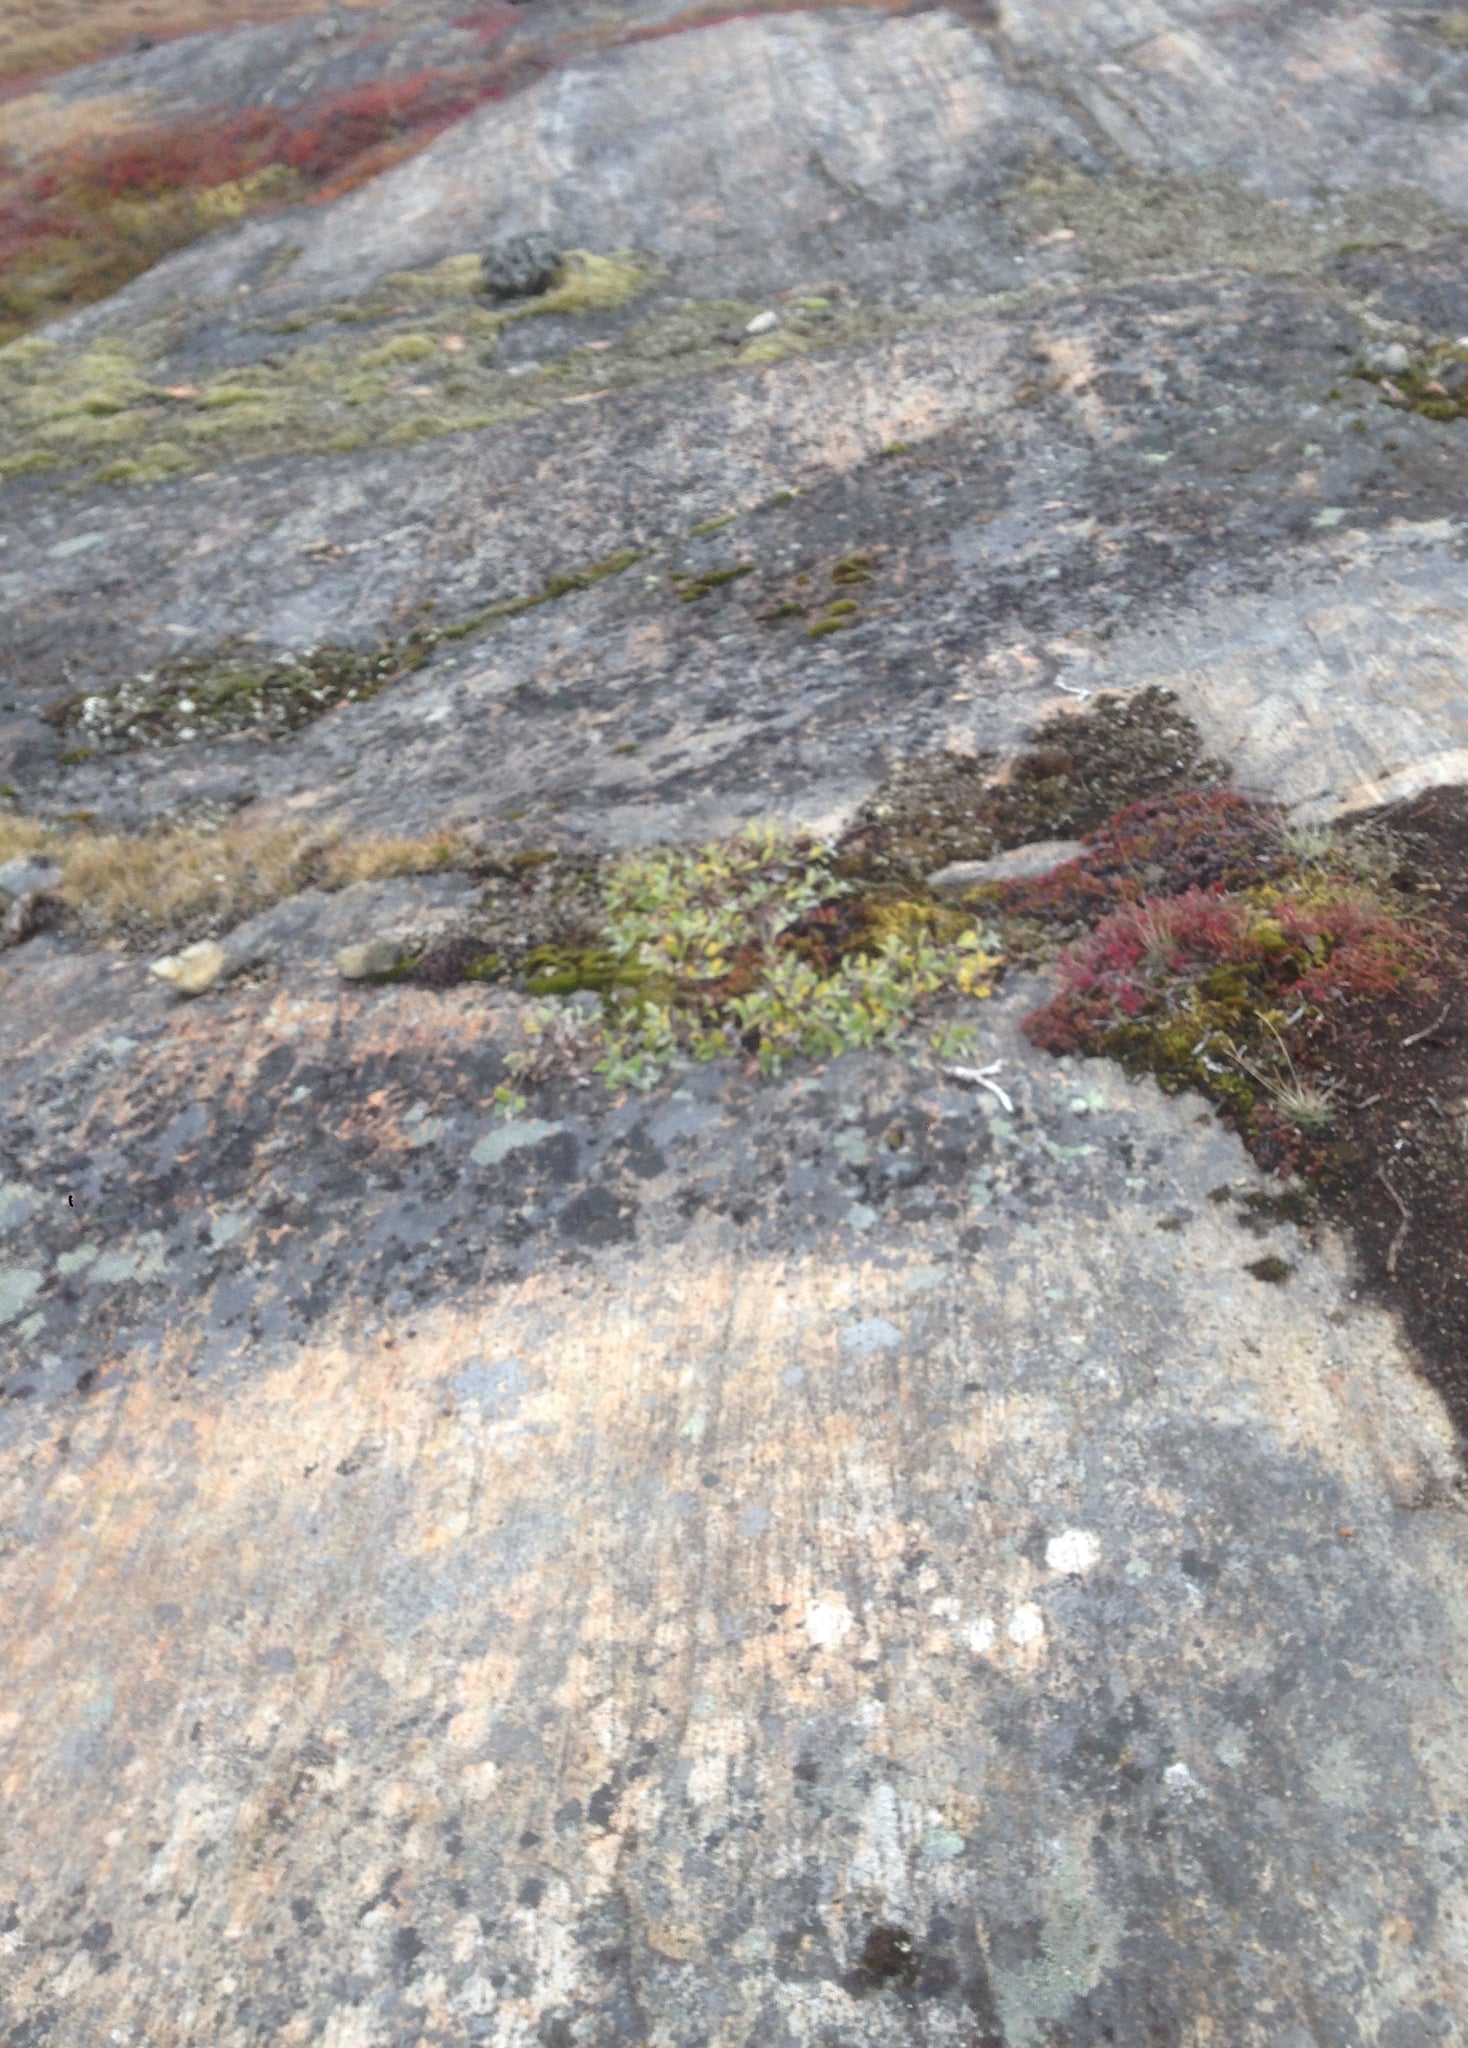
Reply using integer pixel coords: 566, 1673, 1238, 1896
689, 513, 736, 536
807, 600, 861, 638
1246, 1255, 1294, 1284
531, 250, 647, 317
0, 448, 57, 477
0, 264, 926, 488
676, 562, 755, 602
831, 555, 872, 585
357, 332, 440, 370
1354, 349, 1468, 426
522, 944, 653, 998
55, 545, 648, 755
439, 546, 646, 639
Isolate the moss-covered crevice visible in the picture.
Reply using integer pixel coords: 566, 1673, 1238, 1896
44, 546, 648, 755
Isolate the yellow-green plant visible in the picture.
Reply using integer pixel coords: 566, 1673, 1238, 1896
587, 823, 1002, 1088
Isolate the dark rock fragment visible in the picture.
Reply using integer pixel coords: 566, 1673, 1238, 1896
482, 235, 563, 302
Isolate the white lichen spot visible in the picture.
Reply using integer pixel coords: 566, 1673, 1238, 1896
0, 1267, 43, 1327
805, 1596, 855, 1649
838, 1315, 901, 1359
928, 1595, 961, 1620
1007, 1603, 1045, 1647
849, 1781, 908, 1900
1045, 1529, 1101, 1576
1163, 1761, 1199, 1798
962, 1617, 998, 1654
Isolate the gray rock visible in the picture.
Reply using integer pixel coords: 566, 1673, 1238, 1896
1362, 340, 1411, 375
0, 888, 60, 949
481, 233, 563, 302
0, 857, 63, 900
336, 936, 404, 980
0, 716, 61, 788
928, 839, 1088, 889
1439, 359, 1468, 393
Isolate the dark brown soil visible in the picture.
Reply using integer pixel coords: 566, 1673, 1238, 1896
835, 687, 1223, 886
1313, 787, 1468, 1437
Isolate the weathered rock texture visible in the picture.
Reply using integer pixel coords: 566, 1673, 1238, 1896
3, 2, 1468, 2043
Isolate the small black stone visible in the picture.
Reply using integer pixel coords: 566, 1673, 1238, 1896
482, 235, 563, 302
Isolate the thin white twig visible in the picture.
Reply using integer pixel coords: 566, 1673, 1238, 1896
942, 1063, 1015, 1113
1376, 1165, 1411, 1279
1402, 1000, 1452, 1049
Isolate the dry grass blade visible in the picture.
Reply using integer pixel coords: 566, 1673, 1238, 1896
1224, 1018, 1341, 1134
0, 810, 476, 943
1376, 1165, 1411, 1278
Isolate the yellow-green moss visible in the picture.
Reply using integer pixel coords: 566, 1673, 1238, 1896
0, 262, 917, 489
357, 332, 440, 370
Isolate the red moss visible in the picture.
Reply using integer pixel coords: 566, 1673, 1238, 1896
995, 790, 1286, 926
1027, 885, 1431, 1057
278, 71, 492, 183
0, 67, 509, 336
453, 5, 525, 44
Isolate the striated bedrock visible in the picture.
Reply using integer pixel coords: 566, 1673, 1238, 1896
3, 4, 1468, 2045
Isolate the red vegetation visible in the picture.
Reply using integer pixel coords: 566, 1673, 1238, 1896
994, 790, 1287, 926
26, 67, 493, 209
1025, 886, 1434, 1057
453, 5, 526, 45
0, 67, 509, 335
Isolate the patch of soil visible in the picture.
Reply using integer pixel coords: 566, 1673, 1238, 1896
1015, 778, 1468, 1440
1310, 787, 1468, 1435
836, 687, 1223, 885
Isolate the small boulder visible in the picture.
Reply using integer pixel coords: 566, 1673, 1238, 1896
744, 310, 779, 335
336, 937, 404, 981
481, 234, 563, 302
0, 888, 61, 949
0, 716, 61, 788
1362, 340, 1410, 376
149, 939, 227, 996
0, 855, 63, 900
928, 839, 1087, 889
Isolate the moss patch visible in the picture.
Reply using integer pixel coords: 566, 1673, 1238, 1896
47, 546, 647, 755
0, 275, 909, 489
1006, 154, 1460, 287
1353, 346, 1468, 425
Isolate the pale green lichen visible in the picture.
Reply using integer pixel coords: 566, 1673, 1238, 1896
1007, 155, 1460, 286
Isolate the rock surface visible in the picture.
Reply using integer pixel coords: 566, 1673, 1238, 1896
3, 3, 1468, 2044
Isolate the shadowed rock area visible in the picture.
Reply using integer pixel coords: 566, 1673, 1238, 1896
3, 2, 1468, 2043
